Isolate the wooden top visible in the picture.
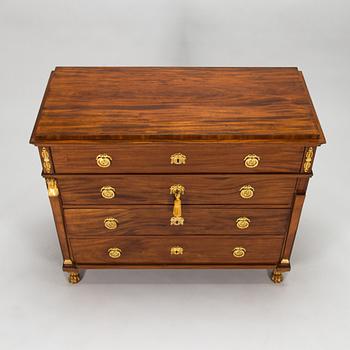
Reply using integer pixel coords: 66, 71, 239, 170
30, 67, 325, 144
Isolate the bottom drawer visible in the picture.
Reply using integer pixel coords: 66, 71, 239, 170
70, 236, 284, 265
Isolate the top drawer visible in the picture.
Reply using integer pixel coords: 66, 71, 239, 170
51, 144, 304, 174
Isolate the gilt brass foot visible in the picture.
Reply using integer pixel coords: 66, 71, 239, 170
271, 269, 283, 284
68, 272, 81, 284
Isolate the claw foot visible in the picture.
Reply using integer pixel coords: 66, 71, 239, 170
68, 272, 81, 284
271, 269, 283, 284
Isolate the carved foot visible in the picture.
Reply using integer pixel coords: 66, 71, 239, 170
271, 269, 283, 284
68, 272, 81, 284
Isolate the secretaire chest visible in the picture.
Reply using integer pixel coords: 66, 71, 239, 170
30, 67, 325, 284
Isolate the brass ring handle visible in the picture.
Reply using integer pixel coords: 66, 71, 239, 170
96, 154, 112, 168
104, 217, 119, 230
170, 184, 185, 225
170, 153, 186, 165
101, 186, 116, 199
240, 185, 254, 199
232, 247, 246, 258
170, 246, 184, 255
236, 217, 250, 229
244, 154, 260, 168
108, 247, 122, 259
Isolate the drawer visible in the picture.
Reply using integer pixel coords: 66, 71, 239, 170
51, 144, 304, 173
64, 207, 290, 236
70, 236, 284, 264
57, 174, 297, 206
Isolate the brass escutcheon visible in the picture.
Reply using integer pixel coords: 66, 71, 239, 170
170, 217, 184, 226
170, 153, 186, 165
170, 246, 184, 255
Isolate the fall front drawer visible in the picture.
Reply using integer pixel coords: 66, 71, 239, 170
64, 207, 290, 236
50, 144, 304, 173
70, 236, 284, 264
57, 174, 297, 206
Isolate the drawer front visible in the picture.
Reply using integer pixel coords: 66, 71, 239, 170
70, 236, 284, 264
58, 175, 297, 206
51, 144, 303, 173
65, 207, 290, 236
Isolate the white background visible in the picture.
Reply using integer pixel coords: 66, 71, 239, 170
1, 1, 349, 349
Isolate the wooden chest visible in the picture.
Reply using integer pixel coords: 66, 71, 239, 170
30, 67, 326, 284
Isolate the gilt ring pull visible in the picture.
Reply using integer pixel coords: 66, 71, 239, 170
96, 154, 112, 168
244, 154, 260, 168
232, 247, 246, 258
240, 185, 255, 199
101, 186, 116, 199
108, 247, 122, 259
236, 217, 250, 230
104, 217, 119, 230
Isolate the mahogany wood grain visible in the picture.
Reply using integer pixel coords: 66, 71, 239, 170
296, 177, 310, 194
281, 194, 305, 261
30, 67, 326, 144
48, 193, 71, 263
70, 236, 284, 264
55, 174, 298, 206
64, 206, 290, 236
298, 71, 326, 143
51, 143, 304, 174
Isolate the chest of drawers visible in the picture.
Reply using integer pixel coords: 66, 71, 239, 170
30, 67, 325, 284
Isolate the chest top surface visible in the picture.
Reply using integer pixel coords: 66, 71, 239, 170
30, 67, 325, 144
